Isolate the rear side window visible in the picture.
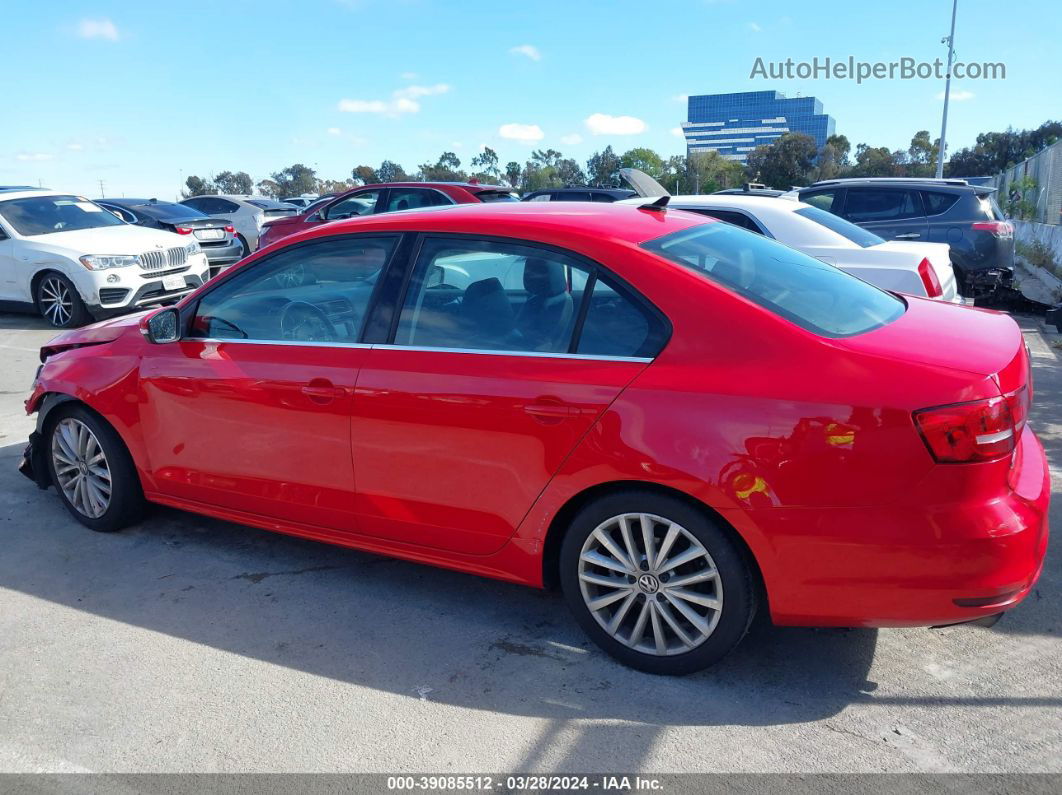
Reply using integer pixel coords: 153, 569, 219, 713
552, 192, 592, 202
684, 208, 764, 234
801, 190, 839, 213
844, 189, 923, 222
475, 190, 519, 203
642, 222, 904, 338
794, 206, 885, 248
922, 191, 960, 216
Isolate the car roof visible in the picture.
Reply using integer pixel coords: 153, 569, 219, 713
101, 197, 181, 206
301, 200, 710, 246
0, 189, 85, 202
528, 187, 635, 195
804, 177, 980, 191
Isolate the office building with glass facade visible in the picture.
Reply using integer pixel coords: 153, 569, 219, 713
682, 91, 835, 163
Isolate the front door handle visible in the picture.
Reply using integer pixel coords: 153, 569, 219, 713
894, 233, 921, 239
525, 399, 572, 424
302, 378, 337, 405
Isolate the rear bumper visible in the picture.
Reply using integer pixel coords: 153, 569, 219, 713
765, 427, 1050, 627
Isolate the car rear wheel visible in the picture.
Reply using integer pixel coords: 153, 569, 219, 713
36, 273, 90, 328
560, 490, 756, 675
46, 405, 144, 532
236, 235, 250, 258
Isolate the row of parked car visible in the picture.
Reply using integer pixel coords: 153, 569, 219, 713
0, 172, 1013, 328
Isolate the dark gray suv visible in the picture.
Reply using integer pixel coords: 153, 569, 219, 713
794, 178, 1014, 298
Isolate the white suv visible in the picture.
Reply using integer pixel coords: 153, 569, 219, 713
0, 190, 210, 327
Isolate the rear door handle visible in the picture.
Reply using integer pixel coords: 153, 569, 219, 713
302, 378, 338, 405
894, 233, 921, 239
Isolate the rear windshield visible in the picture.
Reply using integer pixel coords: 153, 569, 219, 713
794, 205, 884, 248
475, 190, 519, 202
0, 195, 125, 236
642, 221, 904, 338
131, 201, 206, 220
246, 199, 295, 211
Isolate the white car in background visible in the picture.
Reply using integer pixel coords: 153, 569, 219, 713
179, 195, 298, 256
0, 190, 210, 327
619, 170, 960, 302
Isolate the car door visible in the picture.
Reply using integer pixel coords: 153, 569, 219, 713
841, 187, 929, 242
0, 221, 18, 301
138, 234, 401, 534
350, 234, 666, 555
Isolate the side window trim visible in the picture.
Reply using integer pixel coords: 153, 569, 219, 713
385, 232, 671, 360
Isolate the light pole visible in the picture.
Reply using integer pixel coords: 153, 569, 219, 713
936, 0, 958, 179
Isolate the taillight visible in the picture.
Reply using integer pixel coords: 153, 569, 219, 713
914, 394, 1019, 463
916, 257, 943, 297
174, 226, 193, 235
971, 220, 1014, 238
224, 225, 234, 233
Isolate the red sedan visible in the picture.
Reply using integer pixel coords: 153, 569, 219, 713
257, 181, 517, 249
19, 202, 1049, 675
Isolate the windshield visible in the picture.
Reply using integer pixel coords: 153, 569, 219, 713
794, 206, 884, 248
246, 199, 294, 210
0, 195, 126, 236
642, 221, 904, 338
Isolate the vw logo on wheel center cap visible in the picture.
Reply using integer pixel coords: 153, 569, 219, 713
637, 573, 660, 594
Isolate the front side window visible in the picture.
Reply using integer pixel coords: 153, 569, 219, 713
0, 195, 125, 236
844, 189, 923, 222
642, 222, 904, 338
190, 236, 396, 343
527, 193, 551, 202
553, 192, 591, 202
325, 191, 382, 220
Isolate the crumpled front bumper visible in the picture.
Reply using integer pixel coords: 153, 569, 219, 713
18, 432, 50, 490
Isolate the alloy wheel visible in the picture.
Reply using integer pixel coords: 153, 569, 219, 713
577, 512, 723, 656
39, 277, 73, 326
51, 418, 112, 519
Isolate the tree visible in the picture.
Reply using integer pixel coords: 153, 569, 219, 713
744, 133, 818, 188
555, 158, 586, 186
317, 178, 353, 194
620, 147, 665, 180
470, 147, 501, 182
586, 146, 622, 188
181, 175, 216, 198
419, 152, 466, 182
849, 144, 903, 177
946, 120, 1062, 176
352, 165, 379, 185
504, 161, 522, 188
213, 171, 253, 195
826, 134, 851, 165
255, 179, 281, 198
906, 130, 940, 177
377, 160, 409, 183
270, 163, 318, 198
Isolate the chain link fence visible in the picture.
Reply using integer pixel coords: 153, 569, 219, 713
994, 139, 1062, 225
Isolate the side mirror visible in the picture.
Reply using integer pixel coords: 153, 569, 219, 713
144, 307, 181, 344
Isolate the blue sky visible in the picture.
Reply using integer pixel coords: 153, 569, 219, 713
2, 0, 1058, 198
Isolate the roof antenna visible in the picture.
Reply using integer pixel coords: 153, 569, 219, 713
640, 195, 670, 212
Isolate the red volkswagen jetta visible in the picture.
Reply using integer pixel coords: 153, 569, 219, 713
20, 202, 1049, 675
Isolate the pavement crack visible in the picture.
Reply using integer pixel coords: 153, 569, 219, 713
231, 564, 342, 584
822, 722, 882, 747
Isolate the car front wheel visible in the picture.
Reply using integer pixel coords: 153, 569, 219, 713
46, 405, 144, 532
560, 490, 756, 675
36, 273, 90, 328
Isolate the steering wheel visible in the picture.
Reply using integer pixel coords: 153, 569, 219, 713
279, 301, 335, 342
275, 263, 308, 288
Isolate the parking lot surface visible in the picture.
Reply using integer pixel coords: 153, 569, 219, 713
0, 310, 1059, 773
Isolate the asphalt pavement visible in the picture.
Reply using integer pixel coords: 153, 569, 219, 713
0, 309, 1058, 774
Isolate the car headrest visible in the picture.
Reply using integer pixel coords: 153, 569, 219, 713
463, 277, 514, 337
523, 258, 568, 297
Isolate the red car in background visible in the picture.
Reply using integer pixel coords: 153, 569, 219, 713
19, 202, 1049, 675
257, 181, 517, 249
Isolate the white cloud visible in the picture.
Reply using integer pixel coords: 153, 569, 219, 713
937, 89, 975, 101
670, 127, 685, 138
672, 94, 689, 103
584, 113, 647, 136
499, 123, 545, 143
338, 83, 450, 117
560, 133, 583, 146
77, 19, 119, 41
66, 142, 84, 151
509, 44, 541, 61
17, 152, 54, 161
747, 21, 762, 32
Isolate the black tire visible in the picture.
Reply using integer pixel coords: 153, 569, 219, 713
45, 403, 144, 533
237, 235, 251, 258
35, 272, 91, 328
560, 490, 756, 675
